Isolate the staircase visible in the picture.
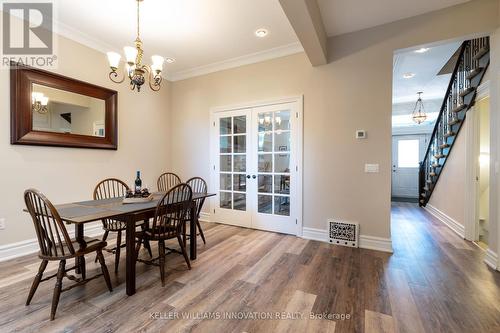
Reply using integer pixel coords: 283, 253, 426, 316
419, 36, 490, 207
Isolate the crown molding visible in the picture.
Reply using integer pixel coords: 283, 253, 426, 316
53, 20, 120, 55
52, 16, 303, 83
166, 42, 304, 82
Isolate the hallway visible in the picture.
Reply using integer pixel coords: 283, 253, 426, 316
390, 202, 500, 332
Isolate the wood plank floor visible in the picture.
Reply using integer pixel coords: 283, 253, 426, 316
1, 202, 499, 332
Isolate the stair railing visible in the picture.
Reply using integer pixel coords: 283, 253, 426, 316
418, 36, 489, 206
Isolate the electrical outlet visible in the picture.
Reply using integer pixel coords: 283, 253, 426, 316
0, 218, 5, 230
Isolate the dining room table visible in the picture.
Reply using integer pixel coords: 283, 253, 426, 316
24, 191, 214, 296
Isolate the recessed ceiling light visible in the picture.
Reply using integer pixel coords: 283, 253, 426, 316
403, 72, 416, 79
255, 28, 268, 38
165, 57, 175, 64
415, 47, 430, 53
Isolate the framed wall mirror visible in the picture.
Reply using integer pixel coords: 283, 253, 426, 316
10, 62, 118, 149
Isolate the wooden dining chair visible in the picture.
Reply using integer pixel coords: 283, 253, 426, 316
135, 183, 192, 286
24, 189, 113, 321
157, 172, 181, 192
93, 178, 152, 272
186, 177, 207, 244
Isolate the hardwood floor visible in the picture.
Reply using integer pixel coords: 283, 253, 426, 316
1, 202, 499, 332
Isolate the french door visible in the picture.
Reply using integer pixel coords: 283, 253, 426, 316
211, 101, 301, 235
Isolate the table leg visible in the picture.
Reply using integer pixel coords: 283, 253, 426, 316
74, 224, 85, 275
190, 205, 197, 260
125, 215, 136, 296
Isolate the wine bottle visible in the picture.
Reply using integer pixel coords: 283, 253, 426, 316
135, 171, 142, 193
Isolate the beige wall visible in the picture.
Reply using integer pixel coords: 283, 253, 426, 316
428, 120, 467, 225
0, 28, 172, 245
169, 0, 499, 239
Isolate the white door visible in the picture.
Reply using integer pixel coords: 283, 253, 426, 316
213, 109, 252, 228
212, 101, 300, 235
391, 135, 427, 198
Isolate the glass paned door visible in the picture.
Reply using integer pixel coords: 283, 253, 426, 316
212, 101, 299, 235
213, 110, 252, 228
250, 103, 296, 234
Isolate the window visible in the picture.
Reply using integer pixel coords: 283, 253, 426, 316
398, 139, 419, 168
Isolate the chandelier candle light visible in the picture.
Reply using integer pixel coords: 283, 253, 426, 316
32, 92, 49, 114
412, 92, 427, 124
106, 0, 164, 92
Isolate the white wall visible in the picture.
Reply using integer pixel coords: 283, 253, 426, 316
0, 24, 172, 245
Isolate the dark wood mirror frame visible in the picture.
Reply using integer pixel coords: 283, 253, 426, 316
10, 62, 118, 149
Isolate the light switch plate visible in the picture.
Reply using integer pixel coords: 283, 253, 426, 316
365, 164, 379, 173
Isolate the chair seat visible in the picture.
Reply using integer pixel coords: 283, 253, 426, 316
135, 225, 179, 241
40, 236, 107, 260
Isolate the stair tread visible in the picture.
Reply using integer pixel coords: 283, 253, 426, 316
452, 103, 468, 113
473, 46, 489, 61
466, 67, 484, 80
449, 118, 461, 126
459, 87, 475, 98
439, 143, 451, 149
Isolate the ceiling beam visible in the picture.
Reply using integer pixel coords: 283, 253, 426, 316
279, 0, 328, 66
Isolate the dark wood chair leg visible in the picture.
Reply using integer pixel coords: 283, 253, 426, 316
158, 240, 166, 287
80, 256, 86, 280
26, 259, 48, 305
141, 223, 153, 258
183, 222, 187, 250
95, 230, 109, 263
135, 234, 143, 261
196, 220, 206, 244
96, 250, 113, 292
115, 230, 122, 273
50, 260, 65, 321
177, 235, 191, 269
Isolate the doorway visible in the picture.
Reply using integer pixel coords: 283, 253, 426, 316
391, 135, 428, 200
210, 98, 302, 235
475, 96, 490, 250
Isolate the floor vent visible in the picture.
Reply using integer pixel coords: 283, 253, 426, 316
328, 220, 359, 248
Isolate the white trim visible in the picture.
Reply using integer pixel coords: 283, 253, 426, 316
476, 80, 490, 100
209, 96, 304, 237
425, 204, 465, 238
54, 20, 118, 54
484, 248, 498, 270
199, 212, 211, 223
301, 227, 393, 253
168, 43, 304, 81
391, 126, 433, 136
0, 222, 103, 262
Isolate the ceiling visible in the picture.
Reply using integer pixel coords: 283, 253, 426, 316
317, 0, 470, 37
392, 40, 462, 105
48, 0, 472, 80
52, 0, 300, 80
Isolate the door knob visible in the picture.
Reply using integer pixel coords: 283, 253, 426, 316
252, 175, 257, 179
246, 175, 251, 179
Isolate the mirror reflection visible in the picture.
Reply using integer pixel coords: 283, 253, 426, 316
32, 84, 106, 137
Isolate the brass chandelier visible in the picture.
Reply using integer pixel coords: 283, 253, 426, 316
411, 92, 427, 124
106, 0, 164, 92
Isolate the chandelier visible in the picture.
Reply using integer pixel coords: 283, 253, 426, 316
32, 92, 49, 114
106, 0, 164, 92
411, 92, 427, 124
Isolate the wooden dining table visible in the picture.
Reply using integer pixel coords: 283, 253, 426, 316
25, 191, 214, 296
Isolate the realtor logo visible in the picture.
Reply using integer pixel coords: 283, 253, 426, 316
1, 1, 57, 68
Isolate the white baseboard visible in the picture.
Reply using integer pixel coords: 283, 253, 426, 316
484, 249, 498, 271
0, 222, 103, 263
199, 212, 211, 223
302, 227, 393, 253
425, 204, 465, 238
